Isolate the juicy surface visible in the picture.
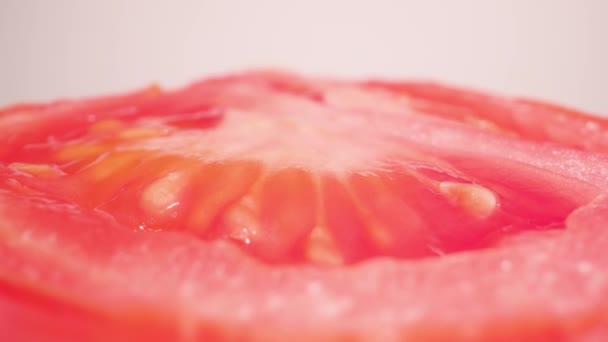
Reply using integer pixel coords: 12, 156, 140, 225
1, 174, 608, 341
2, 70, 608, 341
4, 71, 608, 265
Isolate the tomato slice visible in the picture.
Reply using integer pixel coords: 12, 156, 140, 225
1, 70, 608, 340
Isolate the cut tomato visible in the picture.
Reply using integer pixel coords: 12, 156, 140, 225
2, 70, 608, 341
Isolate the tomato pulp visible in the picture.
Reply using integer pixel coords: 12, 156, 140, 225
1, 71, 608, 341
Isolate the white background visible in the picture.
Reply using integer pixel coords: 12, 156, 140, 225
1, 0, 607, 114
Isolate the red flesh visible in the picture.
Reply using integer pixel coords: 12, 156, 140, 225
2, 70, 608, 340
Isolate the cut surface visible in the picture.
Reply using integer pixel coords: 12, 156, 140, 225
5, 71, 608, 265
2, 70, 608, 341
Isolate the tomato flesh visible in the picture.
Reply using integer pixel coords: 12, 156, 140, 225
5, 71, 608, 265
2, 70, 608, 340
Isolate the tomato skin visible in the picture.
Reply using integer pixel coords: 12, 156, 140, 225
2, 71, 608, 341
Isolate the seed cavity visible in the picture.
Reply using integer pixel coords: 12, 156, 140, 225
87, 152, 142, 181
89, 119, 125, 134
439, 182, 497, 218
56, 144, 108, 162
9, 163, 63, 177
119, 127, 167, 140
305, 226, 344, 266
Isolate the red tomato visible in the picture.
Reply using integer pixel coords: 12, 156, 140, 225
1, 70, 608, 341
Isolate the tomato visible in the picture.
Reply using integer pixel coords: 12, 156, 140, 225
1, 70, 608, 341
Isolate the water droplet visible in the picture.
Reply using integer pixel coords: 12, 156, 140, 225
230, 227, 255, 245
166, 201, 180, 210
